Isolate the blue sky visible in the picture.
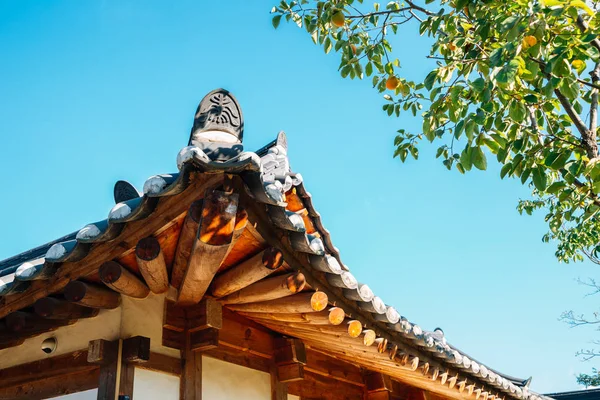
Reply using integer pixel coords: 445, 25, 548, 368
0, 0, 598, 393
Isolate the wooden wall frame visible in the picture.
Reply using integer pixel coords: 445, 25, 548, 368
0, 349, 99, 400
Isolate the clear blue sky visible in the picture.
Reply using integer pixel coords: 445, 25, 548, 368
0, 0, 597, 393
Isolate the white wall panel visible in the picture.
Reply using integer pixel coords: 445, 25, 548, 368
133, 367, 180, 399
46, 389, 97, 399
202, 356, 270, 400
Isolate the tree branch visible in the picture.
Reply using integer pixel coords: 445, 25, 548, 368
576, 15, 600, 53
590, 61, 600, 133
554, 88, 599, 159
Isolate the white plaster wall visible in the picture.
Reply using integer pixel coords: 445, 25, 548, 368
120, 292, 180, 358
132, 367, 180, 400
0, 307, 122, 369
46, 389, 97, 399
202, 356, 271, 400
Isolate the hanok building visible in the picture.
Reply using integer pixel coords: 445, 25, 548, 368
0, 90, 552, 400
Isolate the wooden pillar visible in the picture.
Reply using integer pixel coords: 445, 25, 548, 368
178, 299, 223, 400
88, 336, 150, 400
270, 365, 287, 400
88, 339, 120, 400
181, 334, 202, 400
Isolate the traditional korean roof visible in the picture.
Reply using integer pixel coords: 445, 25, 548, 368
544, 388, 600, 399
0, 89, 552, 400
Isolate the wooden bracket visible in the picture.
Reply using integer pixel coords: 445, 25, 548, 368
122, 336, 151, 363
162, 298, 223, 351
274, 337, 306, 383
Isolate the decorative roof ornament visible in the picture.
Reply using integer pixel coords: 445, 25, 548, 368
113, 180, 141, 203
189, 89, 244, 161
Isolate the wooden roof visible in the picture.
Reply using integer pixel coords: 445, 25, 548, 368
0, 89, 551, 400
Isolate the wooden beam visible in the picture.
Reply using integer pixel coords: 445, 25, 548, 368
226, 291, 328, 314
305, 348, 364, 387
287, 371, 364, 400
220, 272, 306, 305
171, 200, 204, 290
64, 281, 121, 309
223, 207, 249, 261
0, 349, 95, 390
138, 352, 182, 376
239, 309, 343, 325
0, 369, 99, 400
34, 297, 99, 320
135, 236, 169, 294
177, 190, 239, 305
4, 311, 75, 336
211, 247, 284, 298
99, 260, 150, 299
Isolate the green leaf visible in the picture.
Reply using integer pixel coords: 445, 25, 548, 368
500, 163, 512, 179
460, 146, 472, 171
469, 78, 485, 93
324, 37, 332, 54
532, 167, 547, 191
549, 151, 571, 170
471, 147, 487, 170
547, 181, 566, 194
272, 15, 282, 29
424, 70, 438, 90
496, 59, 520, 85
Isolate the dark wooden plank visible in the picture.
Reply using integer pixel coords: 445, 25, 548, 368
0, 349, 93, 389
137, 352, 182, 376
0, 368, 99, 400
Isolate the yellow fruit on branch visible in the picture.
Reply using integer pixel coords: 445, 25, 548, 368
386, 76, 400, 90
523, 35, 537, 48
331, 11, 345, 27
572, 59, 585, 69
448, 42, 457, 51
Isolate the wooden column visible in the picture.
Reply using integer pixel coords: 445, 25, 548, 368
177, 299, 223, 400
181, 335, 202, 400
270, 364, 288, 400
88, 339, 120, 400
88, 336, 150, 400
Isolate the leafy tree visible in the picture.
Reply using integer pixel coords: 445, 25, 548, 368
272, 0, 600, 383
577, 368, 600, 387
